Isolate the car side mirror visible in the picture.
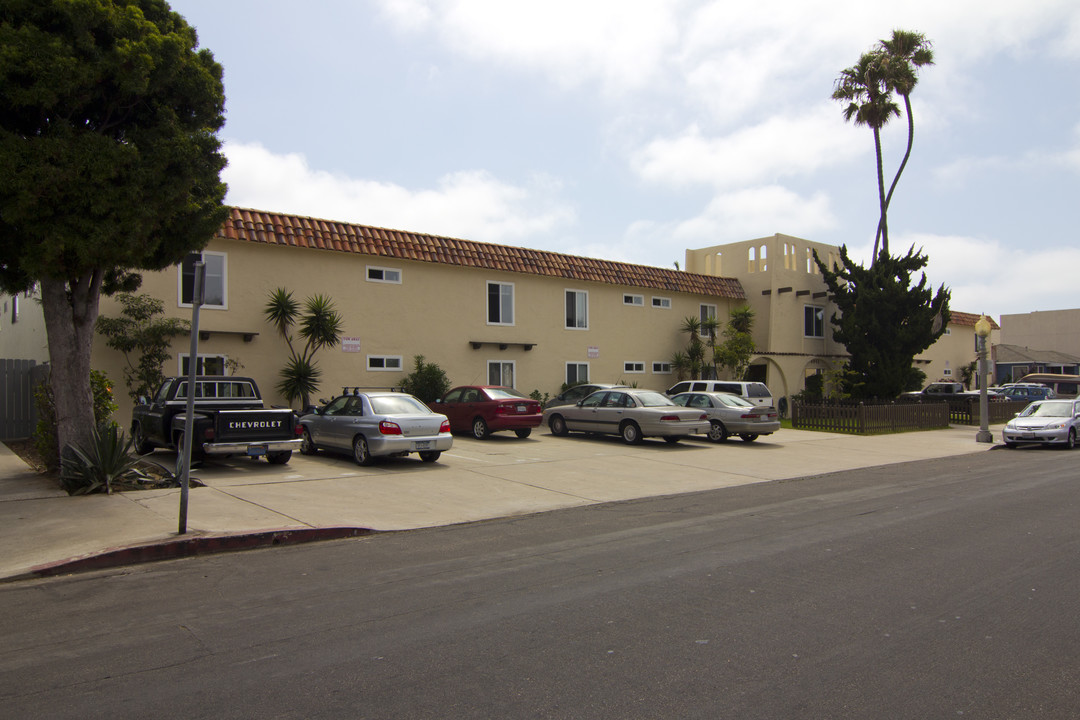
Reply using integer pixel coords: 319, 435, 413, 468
431, 398, 443, 405
137, 396, 149, 406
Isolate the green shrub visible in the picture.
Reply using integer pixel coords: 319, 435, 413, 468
34, 370, 119, 471
59, 424, 150, 495
398, 355, 451, 405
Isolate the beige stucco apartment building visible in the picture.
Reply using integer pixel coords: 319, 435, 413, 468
686, 233, 998, 400
1, 212, 1001, 422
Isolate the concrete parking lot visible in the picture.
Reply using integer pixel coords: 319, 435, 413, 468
0, 425, 1000, 580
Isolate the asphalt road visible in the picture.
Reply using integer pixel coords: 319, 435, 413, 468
2, 448, 1078, 719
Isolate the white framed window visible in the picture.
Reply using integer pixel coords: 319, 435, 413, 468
367, 355, 403, 371
943, 368, 953, 376
488, 360, 515, 387
623, 361, 645, 373
804, 305, 825, 338
366, 266, 402, 284
565, 289, 588, 329
700, 304, 718, 324
623, 294, 644, 307
652, 296, 671, 309
179, 251, 227, 309
487, 281, 514, 325
566, 362, 589, 385
179, 353, 228, 376
652, 362, 672, 374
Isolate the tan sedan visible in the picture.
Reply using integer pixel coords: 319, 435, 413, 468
543, 389, 709, 444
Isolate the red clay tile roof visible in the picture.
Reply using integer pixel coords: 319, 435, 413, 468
949, 311, 1000, 330
217, 207, 746, 300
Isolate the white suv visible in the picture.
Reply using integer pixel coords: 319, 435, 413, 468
665, 380, 774, 408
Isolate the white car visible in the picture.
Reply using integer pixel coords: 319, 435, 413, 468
543, 388, 709, 444
1002, 399, 1080, 449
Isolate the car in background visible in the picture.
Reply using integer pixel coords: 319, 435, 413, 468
665, 380, 774, 408
670, 391, 780, 443
1000, 384, 1055, 404
543, 388, 709, 445
433, 386, 544, 439
299, 391, 452, 465
545, 383, 629, 409
1002, 398, 1080, 449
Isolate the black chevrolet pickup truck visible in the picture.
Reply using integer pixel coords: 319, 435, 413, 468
131, 376, 302, 464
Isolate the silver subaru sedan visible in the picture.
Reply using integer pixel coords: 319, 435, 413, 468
300, 391, 453, 465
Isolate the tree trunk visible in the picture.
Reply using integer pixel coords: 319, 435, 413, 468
872, 127, 889, 262
40, 271, 104, 463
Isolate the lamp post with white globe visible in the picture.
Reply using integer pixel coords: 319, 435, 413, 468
975, 315, 994, 443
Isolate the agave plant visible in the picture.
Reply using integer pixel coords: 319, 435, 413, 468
59, 424, 151, 496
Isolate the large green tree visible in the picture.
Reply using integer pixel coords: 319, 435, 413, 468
833, 29, 933, 262
814, 246, 950, 399
0, 0, 227, 460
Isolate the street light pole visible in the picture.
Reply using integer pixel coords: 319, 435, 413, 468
975, 315, 993, 443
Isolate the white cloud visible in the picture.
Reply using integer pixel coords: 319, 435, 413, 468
631, 105, 861, 189
222, 141, 576, 244
897, 232, 1080, 318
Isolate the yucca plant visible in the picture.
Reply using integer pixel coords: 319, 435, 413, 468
59, 424, 151, 496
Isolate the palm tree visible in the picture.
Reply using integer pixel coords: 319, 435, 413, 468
833, 49, 898, 263
680, 316, 706, 380
264, 288, 343, 409
878, 30, 934, 238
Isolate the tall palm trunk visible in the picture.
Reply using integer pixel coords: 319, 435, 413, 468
872, 126, 889, 262
877, 92, 916, 244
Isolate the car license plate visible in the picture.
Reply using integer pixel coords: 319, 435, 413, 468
517, 404, 527, 413
248, 445, 267, 456
414, 440, 431, 450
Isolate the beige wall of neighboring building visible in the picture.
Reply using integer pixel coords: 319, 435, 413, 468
91, 236, 741, 421
0, 286, 49, 362
1000, 309, 1080, 357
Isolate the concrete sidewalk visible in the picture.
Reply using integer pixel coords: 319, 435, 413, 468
0, 425, 1002, 581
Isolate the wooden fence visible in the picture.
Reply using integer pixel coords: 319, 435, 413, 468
792, 398, 1030, 435
0, 359, 48, 441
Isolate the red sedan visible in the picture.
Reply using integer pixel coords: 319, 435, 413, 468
433, 386, 544, 439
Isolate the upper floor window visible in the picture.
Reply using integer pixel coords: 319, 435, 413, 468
366, 266, 402, 284
565, 289, 588, 329
368, 355, 403, 371
623, 361, 645, 373
180, 251, 227, 309
700, 303, 718, 326
652, 361, 672, 374
804, 305, 824, 338
487, 281, 514, 325
623, 294, 644, 307
652, 296, 671, 309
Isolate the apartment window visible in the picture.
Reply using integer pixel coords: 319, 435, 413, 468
652, 296, 671, 309
623, 361, 645, 373
180, 251, 227, 308
489, 360, 515, 387
624, 294, 644, 307
487, 282, 514, 325
368, 355, 403, 371
652, 362, 672, 374
366, 266, 402, 284
179, 353, 227, 376
566, 362, 589, 385
700, 304, 717, 325
943, 368, 953, 376
565, 289, 588, 329
804, 305, 825, 338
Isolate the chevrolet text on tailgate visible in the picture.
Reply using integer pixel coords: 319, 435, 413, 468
131, 376, 303, 465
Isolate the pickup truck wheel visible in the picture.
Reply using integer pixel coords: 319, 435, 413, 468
132, 423, 154, 454
175, 431, 204, 467
419, 451, 441, 463
266, 451, 291, 464
353, 435, 376, 466
300, 428, 318, 455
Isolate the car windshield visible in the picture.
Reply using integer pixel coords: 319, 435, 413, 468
635, 391, 675, 407
1021, 401, 1073, 418
485, 388, 527, 400
369, 395, 430, 415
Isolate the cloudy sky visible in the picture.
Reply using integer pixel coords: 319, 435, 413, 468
170, 0, 1080, 320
